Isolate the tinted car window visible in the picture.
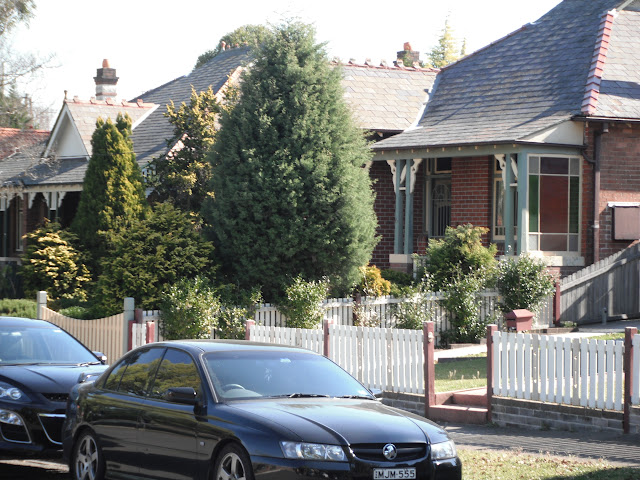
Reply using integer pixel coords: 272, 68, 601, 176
111, 347, 165, 397
204, 350, 374, 400
148, 348, 202, 400
0, 325, 98, 365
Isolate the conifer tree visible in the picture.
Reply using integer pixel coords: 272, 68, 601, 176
202, 21, 378, 300
428, 18, 461, 68
72, 113, 148, 273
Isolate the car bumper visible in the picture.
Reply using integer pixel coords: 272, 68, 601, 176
0, 402, 66, 456
250, 454, 462, 479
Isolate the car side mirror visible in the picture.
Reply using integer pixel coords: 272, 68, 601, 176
93, 352, 108, 364
164, 387, 198, 405
369, 387, 383, 399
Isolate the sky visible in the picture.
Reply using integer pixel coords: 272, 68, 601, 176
11, 0, 562, 129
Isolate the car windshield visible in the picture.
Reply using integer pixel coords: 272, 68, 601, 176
204, 350, 375, 401
0, 325, 98, 365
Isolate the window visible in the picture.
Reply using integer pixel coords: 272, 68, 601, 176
528, 156, 580, 252
104, 347, 165, 396
426, 158, 451, 238
148, 348, 201, 401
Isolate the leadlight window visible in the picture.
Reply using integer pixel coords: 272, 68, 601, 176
528, 156, 580, 252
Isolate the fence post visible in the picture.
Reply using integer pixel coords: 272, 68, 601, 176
146, 322, 156, 345
36, 291, 47, 320
323, 319, 330, 357
624, 326, 637, 434
123, 297, 135, 354
487, 324, 498, 423
245, 320, 255, 341
423, 322, 435, 418
553, 280, 561, 326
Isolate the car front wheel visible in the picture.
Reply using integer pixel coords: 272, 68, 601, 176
213, 444, 254, 480
71, 431, 105, 480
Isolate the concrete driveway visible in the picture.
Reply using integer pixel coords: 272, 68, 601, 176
0, 457, 68, 479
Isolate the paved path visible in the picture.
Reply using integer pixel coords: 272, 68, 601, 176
446, 422, 640, 468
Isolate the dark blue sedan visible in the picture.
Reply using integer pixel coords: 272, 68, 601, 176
0, 317, 107, 456
63, 340, 462, 480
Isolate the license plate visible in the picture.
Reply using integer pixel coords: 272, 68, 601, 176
373, 468, 416, 479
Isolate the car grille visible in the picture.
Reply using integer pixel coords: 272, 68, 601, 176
42, 393, 69, 403
350, 443, 427, 462
38, 414, 65, 445
0, 422, 31, 444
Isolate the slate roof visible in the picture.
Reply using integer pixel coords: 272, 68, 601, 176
0, 128, 49, 160
339, 62, 438, 133
374, 0, 635, 151
130, 46, 252, 167
587, 6, 640, 118
0, 149, 86, 188
56, 97, 157, 157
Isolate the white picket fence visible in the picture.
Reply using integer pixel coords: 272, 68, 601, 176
492, 331, 636, 411
248, 323, 425, 394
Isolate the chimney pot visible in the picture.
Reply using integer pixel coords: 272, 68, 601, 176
102, 59, 110, 68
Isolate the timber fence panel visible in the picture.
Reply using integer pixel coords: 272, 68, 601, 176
41, 307, 125, 363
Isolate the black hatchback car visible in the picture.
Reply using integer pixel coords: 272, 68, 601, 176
63, 340, 462, 480
0, 317, 107, 456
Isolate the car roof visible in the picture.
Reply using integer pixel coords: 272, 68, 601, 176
0, 316, 57, 328
151, 339, 319, 356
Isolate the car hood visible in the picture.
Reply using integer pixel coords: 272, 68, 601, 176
228, 398, 438, 445
0, 364, 107, 394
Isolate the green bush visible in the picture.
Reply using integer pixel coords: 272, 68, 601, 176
424, 224, 497, 291
440, 271, 490, 345
393, 278, 434, 329
20, 221, 91, 306
278, 275, 329, 329
159, 277, 221, 340
215, 286, 263, 340
0, 298, 37, 318
354, 265, 391, 297
496, 254, 555, 313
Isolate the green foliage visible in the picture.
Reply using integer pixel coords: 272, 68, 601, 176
215, 285, 262, 339
150, 86, 220, 213
439, 271, 490, 345
0, 298, 36, 318
194, 24, 270, 69
278, 275, 329, 329
427, 18, 461, 68
381, 269, 416, 297
355, 265, 391, 297
0, 0, 35, 36
71, 114, 148, 274
424, 224, 497, 292
96, 202, 216, 313
202, 20, 378, 301
159, 276, 221, 340
496, 254, 555, 313
20, 221, 90, 305
0, 84, 31, 128
393, 278, 434, 330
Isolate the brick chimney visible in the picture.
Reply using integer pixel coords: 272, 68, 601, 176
396, 42, 420, 66
94, 59, 119, 101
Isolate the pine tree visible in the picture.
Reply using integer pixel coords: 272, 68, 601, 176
72, 113, 148, 274
201, 20, 378, 300
193, 24, 270, 69
428, 18, 460, 68
150, 86, 219, 213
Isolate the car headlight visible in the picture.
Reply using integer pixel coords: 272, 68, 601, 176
0, 409, 24, 426
0, 382, 29, 402
281, 441, 346, 461
431, 440, 457, 460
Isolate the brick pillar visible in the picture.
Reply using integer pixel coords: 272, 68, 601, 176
245, 320, 255, 341
487, 324, 498, 423
323, 319, 331, 358
624, 327, 637, 434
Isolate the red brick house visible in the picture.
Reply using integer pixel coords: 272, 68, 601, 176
371, 0, 640, 276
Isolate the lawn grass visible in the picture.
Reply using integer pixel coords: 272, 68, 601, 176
590, 333, 625, 341
435, 355, 487, 393
458, 449, 639, 479
0, 298, 37, 318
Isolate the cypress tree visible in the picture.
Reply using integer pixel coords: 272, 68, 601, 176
202, 21, 378, 300
72, 113, 148, 273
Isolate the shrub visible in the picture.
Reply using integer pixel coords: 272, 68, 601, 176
216, 286, 263, 340
278, 275, 329, 329
20, 221, 91, 306
0, 298, 37, 318
496, 254, 556, 313
393, 277, 434, 329
439, 271, 490, 345
424, 224, 497, 291
159, 277, 221, 340
354, 265, 391, 297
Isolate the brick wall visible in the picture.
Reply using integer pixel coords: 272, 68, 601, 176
594, 122, 640, 260
491, 396, 625, 434
380, 391, 425, 417
451, 156, 493, 245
